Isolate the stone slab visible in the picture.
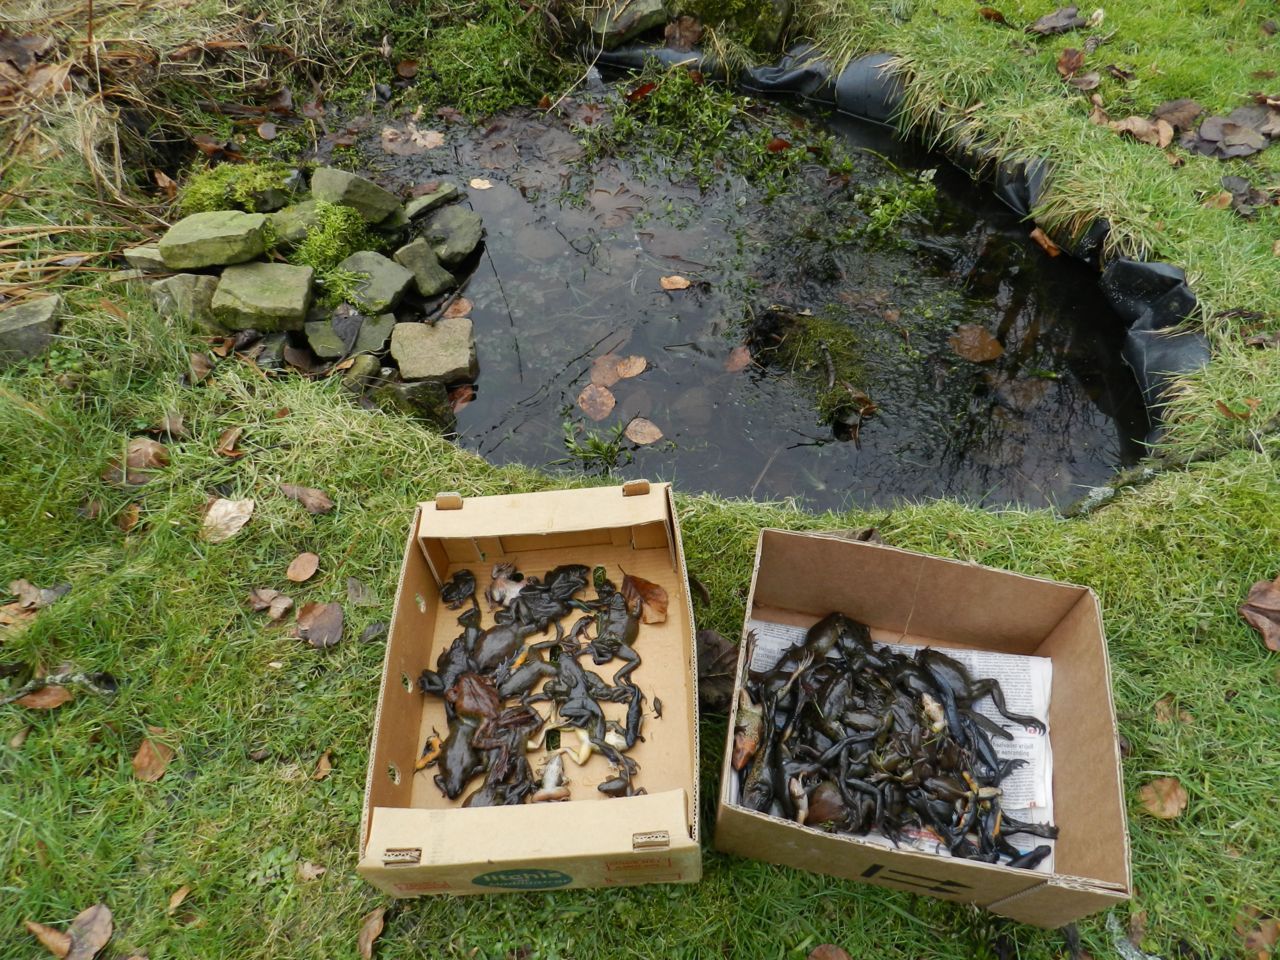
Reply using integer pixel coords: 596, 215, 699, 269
157, 210, 268, 269
393, 238, 457, 297
390, 317, 477, 382
150, 274, 222, 332
212, 262, 314, 331
0, 295, 61, 367
405, 182, 461, 219
335, 251, 413, 313
311, 167, 401, 223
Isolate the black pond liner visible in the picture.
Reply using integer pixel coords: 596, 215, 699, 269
591, 44, 1212, 436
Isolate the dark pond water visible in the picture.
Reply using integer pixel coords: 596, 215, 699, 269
345, 95, 1148, 510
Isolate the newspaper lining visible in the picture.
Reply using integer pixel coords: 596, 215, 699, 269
739, 618, 1056, 872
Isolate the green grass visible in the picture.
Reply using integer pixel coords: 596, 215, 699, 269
3, 283, 1279, 959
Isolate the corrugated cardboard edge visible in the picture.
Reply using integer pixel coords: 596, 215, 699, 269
667, 484, 701, 843
359, 505, 422, 856
714, 528, 1132, 926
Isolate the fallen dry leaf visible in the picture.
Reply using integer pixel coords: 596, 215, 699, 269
380, 124, 445, 155
1029, 226, 1061, 256
297, 860, 327, 881
248, 587, 294, 620
24, 919, 70, 957
358, 906, 386, 960
448, 384, 475, 412
590, 353, 623, 388
613, 355, 646, 379
312, 749, 333, 780
116, 503, 141, 533
1154, 695, 1193, 725
16, 686, 73, 710
977, 7, 1007, 24
624, 417, 663, 445
1109, 116, 1174, 148
1239, 914, 1280, 956
621, 572, 668, 625
66, 903, 112, 960
215, 426, 245, 458
1215, 397, 1260, 420
1154, 98, 1204, 130
280, 484, 334, 514
296, 601, 344, 649
660, 274, 692, 291
443, 297, 472, 319
664, 14, 704, 50
1138, 777, 1188, 819
1056, 47, 1085, 78
147, 410, 188, 439
132, 726, 175, 782
1203, 190, 1234, 210
203, 498, 254, 543
287, 552, 320, 582
1026, 6, 1086, 35
9, 578, 71, 610
396, 59, 418, 78
9, 726, 31, 749
1239, 572, 1280, 651
155, 170, 178, 200
188, 352, 214, 384
469, 177, 493, 190
576, 383, 616, 421
949, 324, 1005, 362
347, 577, 376, 606
724, 345, 752, 372
102, 438, 169, 486
166, 885, 191, 915
808, 946, 853, 960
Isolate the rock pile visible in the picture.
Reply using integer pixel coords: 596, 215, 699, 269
132, 166, 484, 430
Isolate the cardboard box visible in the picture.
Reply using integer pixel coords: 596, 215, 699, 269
359, 481, 701, 896
714, 530, 1131, 928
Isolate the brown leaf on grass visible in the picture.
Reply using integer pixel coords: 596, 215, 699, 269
1203, 190, 1233, 210
1088, 93, 1110, 125
312, 749, 333, 780
147, 410, 187, 439
624, 417, 663, 445
977, 7, 1006, 24
16, 686, 73, 710
1067, 71, 1100, 90
1273, 239, 1280, 258
395, 59, 418, 78
1026, 6, 1086, 35
203, 498, 254, 543
132, 726, 175, 782
1056, 48, 1085, 78
297, 860, 327, 881
248, 587, 294, 620
347, 577, 377, 606
1215, 397, 1260, 420
116, 503, 141, 533
576, 383, 615, 421
1109, 116, 1174, 148
24, 919, 70, 957
724, 345, 753, 372
358, 906, 386, 960
660, 274, 692, 290
808, 946, 853, 960
442, 297, 473, 319
1238, 913, 1280, 956
296, 602, 344, 649
1029, 227, 1061, 256
1154, 98, 1203, 130
188, 352, 213, 384
280, 484, 334, 514
287, 552, 320, 582
167, 885, 191, 915
9, 726, 32, 748
9, 578, 71, 610
1239, 573, 1280, 651
155, 170, 178, 200
1154, 695, 1193, 725
215, 426, 245, 458
66, 903, 112, 960
1138, 777, 1188, 819
621, 572, 668, 624
949, 324, 1005, 362
102, 438, 169, 486
695, 628, 738, 712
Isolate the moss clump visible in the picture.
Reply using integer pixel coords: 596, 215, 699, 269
751, 306, 869, 427
177, 161, 297, 216
288, 202, 374, 273
851, 170, 938, 244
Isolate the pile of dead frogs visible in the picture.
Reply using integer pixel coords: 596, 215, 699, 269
733, 613, 1057, 869
416, 563, 656, 806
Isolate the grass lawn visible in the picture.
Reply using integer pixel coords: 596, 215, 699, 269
2, 0, 1279, 957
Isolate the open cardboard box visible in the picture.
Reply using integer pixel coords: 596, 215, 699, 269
714, 530, 1131, 928
359, 481, 701, 896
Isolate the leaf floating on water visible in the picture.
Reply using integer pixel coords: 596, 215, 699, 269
469, 177, 493, 190
287, 552, 320, 583
624, 417, 663, 445
296, 601, 344, 649
1029, 227, 1061, 256
102, 437, 169, 486
380, 124, 444, 155
724, 345, 752, 372
1239, 572, 1280, 651
1138, 777, 1187, 819
448, 384, 475, 412
590, 353, 623, 388
443, 297, 472, 319
66, 903, 112, 960
203, 497, 254, 543
16, 686, 73, 710
949, 324, 1005, 362
621, 572, 668, 624
280, 483, 334, 514
576, 383, 616, 421
132, 726, 175, 782
23, 919, 71, 957
613, 355, 647, 379
358, 906, 386, 960
660, 274, 692, 291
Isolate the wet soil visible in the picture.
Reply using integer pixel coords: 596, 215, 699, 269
341, 96, 1148, 510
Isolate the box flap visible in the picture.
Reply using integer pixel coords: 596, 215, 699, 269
417, 483, 671, 540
